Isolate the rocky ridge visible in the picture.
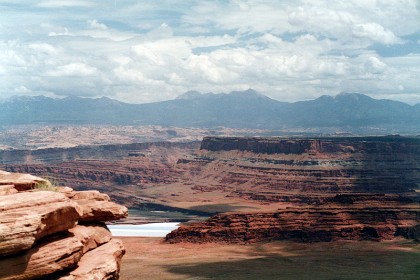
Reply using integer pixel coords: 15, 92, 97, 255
0, 170, 128, 280
2, 91, 420, 133
166, 203, 420, 243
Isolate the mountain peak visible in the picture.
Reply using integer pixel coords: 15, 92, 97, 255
1, 92, 417, 132
228, 89, 271, 100
335, 92, 373, 101
62, 96, 82, 101
176, 91, 208, 100
177, 89, 268, 100
2, 95, 53, 104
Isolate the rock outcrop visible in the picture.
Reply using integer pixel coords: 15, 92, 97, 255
166, 204, 420, 243
195, 136, 420, 194
65, 190, 128, 222
0, 191, 82, 256
0, 170, 47, 191
59, 239, 125, 280
0, 170, 128, 280
166, 136, 420, 243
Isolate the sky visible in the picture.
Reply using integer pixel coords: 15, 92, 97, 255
0, 0, 419, 104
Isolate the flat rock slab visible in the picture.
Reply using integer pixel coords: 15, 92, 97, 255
75, 199, 128, 222
64, 190, 128, 222
0, 171, 47, 191
66, 190, 110, 201
0, 191, 82, 256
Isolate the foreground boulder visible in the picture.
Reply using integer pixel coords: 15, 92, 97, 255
0, 171, 128, 280
59, 239, 125, 280
0, 191, 82, 256
0, 224, 113, 280
1, 231, 85, 280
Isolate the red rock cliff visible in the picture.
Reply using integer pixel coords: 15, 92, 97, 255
200, 136, 420, 154
167, 136, 420, 243
166, 204, 420, 243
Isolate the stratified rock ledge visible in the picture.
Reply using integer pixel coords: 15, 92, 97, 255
166, 206, 420, 244
59, 239, 125, 280
0, 171, 128, 280
166, 137, 420, 244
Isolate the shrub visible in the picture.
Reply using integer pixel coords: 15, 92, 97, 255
33, 177, 60, 192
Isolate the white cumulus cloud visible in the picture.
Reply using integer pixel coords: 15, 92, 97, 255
0, 0, 419, 104
47, 63, 98, 77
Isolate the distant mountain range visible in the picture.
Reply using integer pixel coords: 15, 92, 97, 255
1, 90, 419, 133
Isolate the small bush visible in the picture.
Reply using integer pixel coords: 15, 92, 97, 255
33, 178, 60, 192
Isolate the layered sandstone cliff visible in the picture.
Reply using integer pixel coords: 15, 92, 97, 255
0, 141, 199, 165
0, 170, 128, 280
195, 136, 420, 194
166, 201, 420, 243
200, 136, 420, 155
0, 143, 198, 208
2, 136, 420, 244
167, 136, 420, 243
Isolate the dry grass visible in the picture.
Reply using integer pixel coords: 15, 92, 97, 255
32, 177, 60, 192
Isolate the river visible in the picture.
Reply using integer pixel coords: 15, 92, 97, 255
107, 222, 179, 237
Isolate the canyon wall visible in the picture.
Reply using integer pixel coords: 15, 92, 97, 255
0, 170, 128, 280
0, 143, 198, 209
0, 141, 199, 164
196, 136, 420, 194
1, 136, 419, 244
166, 200, 420, 243
167, 136, 420, 243
201, 136, 420, 154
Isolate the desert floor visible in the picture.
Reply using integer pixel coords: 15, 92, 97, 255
119, 237, 420, 280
